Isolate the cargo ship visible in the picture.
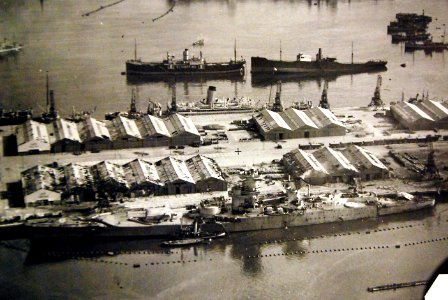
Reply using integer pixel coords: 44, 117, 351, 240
250, 48, 387, 76
125, 43, 246, 76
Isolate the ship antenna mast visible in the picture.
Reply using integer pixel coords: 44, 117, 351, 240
134, 39, 137, 61
280, 40, 282, 61
351, 41, 354, 64
234, 38, 237, 62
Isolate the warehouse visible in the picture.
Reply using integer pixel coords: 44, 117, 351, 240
51, 118, 83, 153
254, 107, 346, 140
166, 113, 201, 146
21, 165, 63, 206
20, 154, 227, 204
123, 158, 164, 196
16, 120, 51, 155
283, 145, 388, 185
136, 114, 171, 147
80, 117, 112, 151
390, 100, 448, 130
185, 155, 227, 192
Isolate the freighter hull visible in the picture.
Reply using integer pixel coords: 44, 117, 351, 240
126, 61, 246, 76
251, 57, 387, 75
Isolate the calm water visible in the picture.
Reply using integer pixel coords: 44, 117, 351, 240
0, 0, 447, 118
1, 203, 448, 299
1, 1, 448, 299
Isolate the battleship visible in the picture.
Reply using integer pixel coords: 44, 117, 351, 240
125, 41, 246, 76
251, 48, 387, 76
0, 184, 436, 240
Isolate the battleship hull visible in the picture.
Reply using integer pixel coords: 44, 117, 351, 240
126, 60, 246, 76
251, 57, 387, 75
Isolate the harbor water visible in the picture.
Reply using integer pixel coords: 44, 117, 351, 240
0, 0, 447, 117
1, 202, 447, 299
1, 0, 448, 299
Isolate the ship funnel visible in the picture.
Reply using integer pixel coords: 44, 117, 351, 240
183, 49, 189, 61
207, 86, 216, 105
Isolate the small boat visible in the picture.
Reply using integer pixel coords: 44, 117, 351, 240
0, 38, 23, 56
161, 237, 205, 247
193, 38, 204, 47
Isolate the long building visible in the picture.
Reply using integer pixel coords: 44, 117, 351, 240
20, 155, 227, 206
283, 144, 388, 185
253, 107, 346, 140
15, 113, 201, 155
390, 99, 448, 130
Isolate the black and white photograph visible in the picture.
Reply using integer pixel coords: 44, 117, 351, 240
0, 0, 447, 299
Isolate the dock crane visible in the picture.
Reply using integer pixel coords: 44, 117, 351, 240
319, 81, 330, 109
271, 81, 284, 112
423, 142, 441, 180
368, 75, 384, 109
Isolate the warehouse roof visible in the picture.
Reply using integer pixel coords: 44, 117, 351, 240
139, 115, 171, 137
156, 156, 195, 184
54, 118, 82, 142
185, 155, 225, 182
81, 117, 111, 141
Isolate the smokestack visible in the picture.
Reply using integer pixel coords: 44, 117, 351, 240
207, 86, 216, 105
183, 49, 189, 61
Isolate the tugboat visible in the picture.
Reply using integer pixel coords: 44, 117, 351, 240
126, 40, 245, 76
251, 48, 387, 76
0, 38, 23, 57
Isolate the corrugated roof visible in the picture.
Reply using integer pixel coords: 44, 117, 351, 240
123, 159, 162, 186
55, 119, 81, 142
186, 155, 224, 181
265, 109, 291, 130
429, 100, 448, 117
17, 120, 50, 145
140, 115, 171, 137
315, 107, 345, 127
118, 115, 142, 138
298, 149, 328, 173
82, 117, 111, 140
167, 114, 200, 136
289, 108, 319, 129
404, 102, 434, 121
156, 157, 195, 184
353, 145, 388, 170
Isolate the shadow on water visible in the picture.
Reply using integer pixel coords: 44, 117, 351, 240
23, 207, 435, 268
125, 73, 245, 86
250, 67, 387, 88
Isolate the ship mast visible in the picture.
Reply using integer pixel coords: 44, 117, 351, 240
351, 41, 354, 64
234, 38, 237, 62
280, 40, 282, 61
134, 39, 137, 61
